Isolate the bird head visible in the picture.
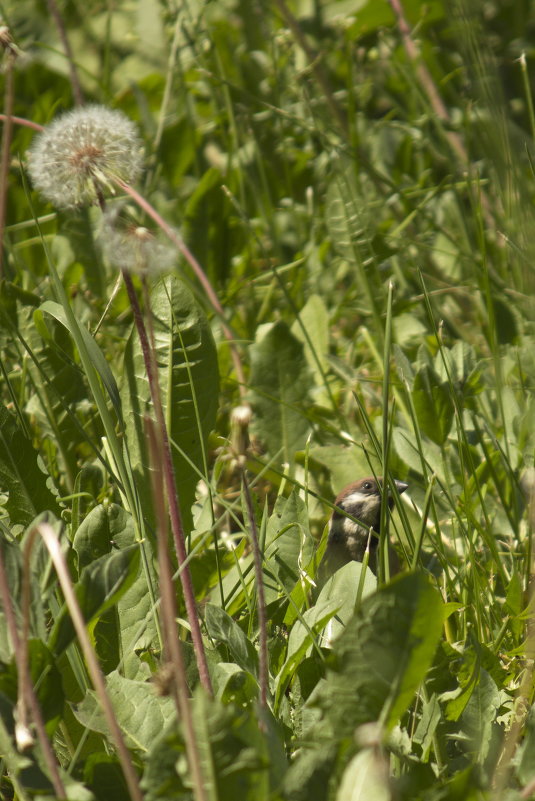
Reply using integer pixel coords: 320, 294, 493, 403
328, 476, 408, 560
332, 476, 408, 527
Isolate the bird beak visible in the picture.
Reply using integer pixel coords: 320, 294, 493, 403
393, 480, 408, 494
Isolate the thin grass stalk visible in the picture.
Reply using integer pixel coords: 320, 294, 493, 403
121, 269, 213, 695
379, 282, 394, 583
387, 0, 468, 167
418, 271, 509, 586
46, 0, 84, 105
145, 415, 209, 801
0, 539, 67, 798
272, 0, 347, 134
0, 29, 17, 279
113, 177, 247, 397
32, 522, 144, 801
241, 470, 269, 709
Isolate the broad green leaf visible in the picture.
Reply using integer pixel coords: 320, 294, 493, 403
0, 404, 61, 528
308, 445, 379, 494
458, 669, 501, 767
205, 603, 259, 677
73, 503, 160, 678
314, 561, 377, 646
142, 690, 286, 801
48, 543, 140, 655
248, 321, 312, 466
73, 671, 175, 753
121, 275, 218, 530
336, 747, 390, 801
412, 365, 454, 446
213, 663, 258, 707
314, 572, 445, 736
291, 294, 329, 387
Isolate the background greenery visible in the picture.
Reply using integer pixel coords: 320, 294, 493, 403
0, 0, 535, 798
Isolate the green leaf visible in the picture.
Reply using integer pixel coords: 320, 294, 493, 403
205, 603, 259, 677
73, 671, 176, 752
248, 321, 312, 465
121, 275, 219, 530
48, 543, 140, 655
274, 600, 339, 714
314, 572, 445, 736
73, 503, 160, 678
263, 489, 315, 602
412, 365, 454, 446
0, 404, 61, 528
335, 746, 390, 801
314, 561, 377, 646
291, 294, 330, 387
38, 300, 122, 421
142, 690, 286, 801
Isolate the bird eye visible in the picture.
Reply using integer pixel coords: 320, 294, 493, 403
363, 481, 372, 490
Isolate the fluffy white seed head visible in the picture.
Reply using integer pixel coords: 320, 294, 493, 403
27, 105, 144, 208
99, 202, 175, 275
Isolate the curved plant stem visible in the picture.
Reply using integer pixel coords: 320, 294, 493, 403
114, 177, 247, 397
0, 539, 67, 799
122, 268, 213, 695
241, 468, 268, 708
33, 522, 144, 801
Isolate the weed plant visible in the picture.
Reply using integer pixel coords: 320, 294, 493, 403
0, 1, 534, 799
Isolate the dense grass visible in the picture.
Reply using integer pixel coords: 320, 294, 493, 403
0, 0, 535, 799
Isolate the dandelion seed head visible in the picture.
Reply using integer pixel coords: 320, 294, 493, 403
27, 105, 144, 208
99, 202, 175, 275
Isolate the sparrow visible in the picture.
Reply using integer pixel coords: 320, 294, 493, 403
316, 476, 408, 587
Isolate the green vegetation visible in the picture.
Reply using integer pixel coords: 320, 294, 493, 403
0, 0, 534, 798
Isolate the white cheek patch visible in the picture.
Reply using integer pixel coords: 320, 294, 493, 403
341, 492, 379, 519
